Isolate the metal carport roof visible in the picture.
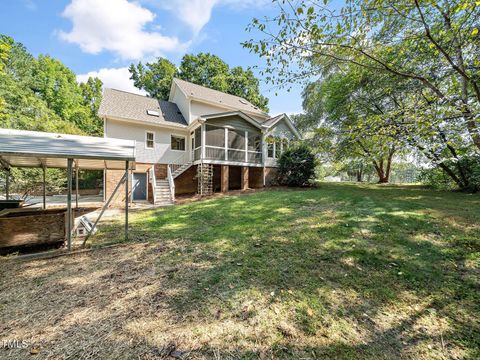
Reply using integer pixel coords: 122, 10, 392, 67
0, 128, 136, 251
0, 128, 136, 170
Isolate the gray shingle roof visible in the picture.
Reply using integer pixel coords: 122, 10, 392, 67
99, 88, 187, 127
173, 78, 268, 117
261, 114, 285, 127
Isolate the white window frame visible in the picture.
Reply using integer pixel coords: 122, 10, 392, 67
171, 134, 187, 152
145, 131, 155, 149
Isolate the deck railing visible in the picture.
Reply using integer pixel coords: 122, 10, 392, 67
201, 146, 262, 164
170, 151, 190, 173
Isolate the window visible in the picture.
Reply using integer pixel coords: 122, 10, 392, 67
275, 140, 281, 158
267, 143, 274, 158
146, 131, 154, 149
171, 135, 186, 151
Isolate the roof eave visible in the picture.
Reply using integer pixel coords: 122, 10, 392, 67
104, 115, 188, 130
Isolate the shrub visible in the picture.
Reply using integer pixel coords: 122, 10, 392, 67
277, 144, 316, 186
418, 155, 480, 192
417, 167, 457, 190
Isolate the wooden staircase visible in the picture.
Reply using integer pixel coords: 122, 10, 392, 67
154, 179, 174, 206
171, 161, 193, 179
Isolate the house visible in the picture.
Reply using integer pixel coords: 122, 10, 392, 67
98, 78, 301, 205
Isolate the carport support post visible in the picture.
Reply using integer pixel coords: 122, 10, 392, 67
42, 166, 46, 209
125, 161, 129, 241
5, 169, 9, 200
67, 158, 73, 251
75, 164, 79, 209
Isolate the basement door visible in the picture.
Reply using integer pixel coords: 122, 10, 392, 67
132, 173, 147, 201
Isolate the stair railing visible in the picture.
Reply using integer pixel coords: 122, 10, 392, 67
167, 165, 175, 202
170, 151, 190, 174
149, 166, 156, 204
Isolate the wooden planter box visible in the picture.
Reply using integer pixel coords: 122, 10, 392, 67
0, 209, 68, 249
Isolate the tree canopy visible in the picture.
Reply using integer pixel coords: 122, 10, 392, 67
244, 0, 480, 191
129, 53, 269, 112
0, 34, 103, 136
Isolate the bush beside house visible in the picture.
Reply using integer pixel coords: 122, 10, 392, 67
277, 145, 316, 187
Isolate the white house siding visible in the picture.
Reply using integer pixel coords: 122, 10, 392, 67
190, 100, 230, 119
267, 118, 296, 139
105, 118, 189, 165
170, 87, 191, 124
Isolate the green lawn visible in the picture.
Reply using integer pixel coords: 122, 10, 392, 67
1, 183, 479, 359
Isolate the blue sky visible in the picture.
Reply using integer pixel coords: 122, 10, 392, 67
0, 0, 308, 116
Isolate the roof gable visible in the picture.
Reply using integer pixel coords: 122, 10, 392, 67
262, 114, 301, 139
200, 111, 263, 129
171, 78, 268, 118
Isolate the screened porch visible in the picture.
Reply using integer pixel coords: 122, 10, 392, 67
191, 123, 263, 165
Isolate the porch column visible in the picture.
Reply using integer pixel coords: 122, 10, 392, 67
221, 165, 229, 193
224, 127, 228, 161
201, 123, 206, 159
241, 166, 249, 191
245, 130, 248, 162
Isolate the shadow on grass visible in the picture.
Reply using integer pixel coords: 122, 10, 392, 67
1, 183, 479, 359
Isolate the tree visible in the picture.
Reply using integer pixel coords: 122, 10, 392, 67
79, 77, 103, 135
129, 53, 269, 112
296, 66, 401, 183
244, 0, 480, 191
0, 34, 105, 196
129, 58, 176, 100
178, 53, 230, 92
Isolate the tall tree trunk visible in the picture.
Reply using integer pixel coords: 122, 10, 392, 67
373, 159, 388, 183
356, 170, 363, 182
356, 163, 363, 182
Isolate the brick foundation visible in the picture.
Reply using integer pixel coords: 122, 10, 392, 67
174, 165, 198, 195
105, 163, 153, 206
265, 167, 279, 186
154, 164, 168, 180
105, 163, 281, 205
249, 167, 264, 188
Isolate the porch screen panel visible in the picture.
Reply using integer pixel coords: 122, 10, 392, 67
228, 129, 245, 149
248, 133, 261, 152
205, 125, 225, 147
194, 127, 202, 148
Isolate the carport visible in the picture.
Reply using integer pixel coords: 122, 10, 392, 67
0, 128, 136, 251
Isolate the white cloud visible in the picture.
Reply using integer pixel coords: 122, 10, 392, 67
59, 0, 186, 60
147, 0, 270, 36
169, 0, 219, 35
77, 67, 146, 95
